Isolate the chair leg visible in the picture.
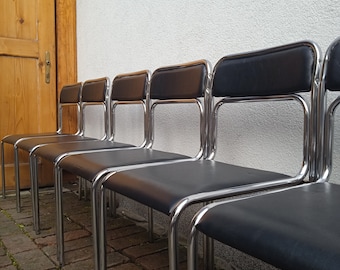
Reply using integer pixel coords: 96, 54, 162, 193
91, 180, 101, 270
108, 191, 117, 217
14, 145, 21, 212
203, 201, 214, 269
54, 166, 60, 263
78, 176, 82, 200
168, 218, 179, 270
30, 154, 40, 234
1, 141, 6, 199
148, 207, 154, 242
168, 206, 184, 270
84, 178, 88, 201
168, 199, 194, 270
188, 205, 213, 270
92, 171, 113, 270
55, 165, 65, 266
99, 185, 107, 270
187, 217, 200, 270
204, 235, 214, 270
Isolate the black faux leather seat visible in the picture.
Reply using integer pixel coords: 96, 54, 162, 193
190, 183, 340, 270
49, 61, 210, 268
97, 41, 320, 270
104, 160, 289, 214
1, 82, 83, 211
187, 38, 340, 270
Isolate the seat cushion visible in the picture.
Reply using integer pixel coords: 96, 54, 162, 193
2, 132, 60, 145
33, 140, 134, 162
59, 148, 190, 181
103, 159, 289, 214
196, 182, 340, 270
15, 135, 96, 152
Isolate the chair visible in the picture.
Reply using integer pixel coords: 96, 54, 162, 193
40, 60, 210, 268
2, 77, 110, 212
1, 82, 82, 210
187, 38, 340, 270
29, 70, 150, 235
98, 41, 320, 270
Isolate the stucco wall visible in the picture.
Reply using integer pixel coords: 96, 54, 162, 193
77, 0, 340, 178
76, 1, 340, 268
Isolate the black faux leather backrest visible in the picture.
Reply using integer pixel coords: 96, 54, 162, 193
212, 43, 316, 97
150, 60, 208, 99
111, 71, 148, 101
325, 39, 340, 91
59, 83, 82, 103
82, 77, 108, 102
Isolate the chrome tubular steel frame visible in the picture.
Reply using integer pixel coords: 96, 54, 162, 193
91, 60, 211, 270
187, 42, 322, 270
33, 70, 151, 267
97, 41, 319, 270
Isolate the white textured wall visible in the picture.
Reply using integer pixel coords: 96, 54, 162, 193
77, 0, 340, 181
77, 0, 340, 267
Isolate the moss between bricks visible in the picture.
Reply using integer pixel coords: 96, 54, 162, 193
0, 209, 31, 238
0, 208, 61, 270
0, 210, 20, 269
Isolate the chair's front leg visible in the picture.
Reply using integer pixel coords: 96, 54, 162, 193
99, 184, 107, 270
168, 201, 187, 270
55, 164, 65, 265
203, 201, 214, 269
92, 173, 108, 270
187, 215, 200, 270
168, 216, 179, 270
108, 191, 117, 217
14, 145, 21, 212
92, 180, 101, 270
188, 204, 215, 270
203, 235, 214, 270
1, 141, 6, 199
148, 207, 154, 242
29, 153, 40, 234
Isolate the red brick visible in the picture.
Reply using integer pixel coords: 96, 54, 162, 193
123, 238, 168, 259
107, 225, 146, 241
64, 229, 91, 242
108, 231, 149, 251
136, 249, 169, 269
107, 262, 143, 270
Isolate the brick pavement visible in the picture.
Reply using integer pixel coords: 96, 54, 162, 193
0, 183, 216, 270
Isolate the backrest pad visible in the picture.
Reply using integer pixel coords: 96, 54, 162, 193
212, 42, 317, 97
59, 82, 82, 104
318, 38, 340, 181
325, 39, 340, 91
150, 60, 208, 99
82, 77, 108, 102
111, 71, 148, 101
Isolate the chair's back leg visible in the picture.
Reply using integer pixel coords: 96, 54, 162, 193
1, 141, 6, 199
14, 145, 21, 212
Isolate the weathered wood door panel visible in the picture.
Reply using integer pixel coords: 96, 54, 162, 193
0, 0, 57, 189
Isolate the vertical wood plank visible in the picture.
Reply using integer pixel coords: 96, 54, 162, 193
56, 0, 78, 133
38, 0, 57, 130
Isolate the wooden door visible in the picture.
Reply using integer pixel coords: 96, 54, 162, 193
0, 0, 57, 189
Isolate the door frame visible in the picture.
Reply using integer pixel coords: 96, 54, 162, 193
56, 0, 77, 98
